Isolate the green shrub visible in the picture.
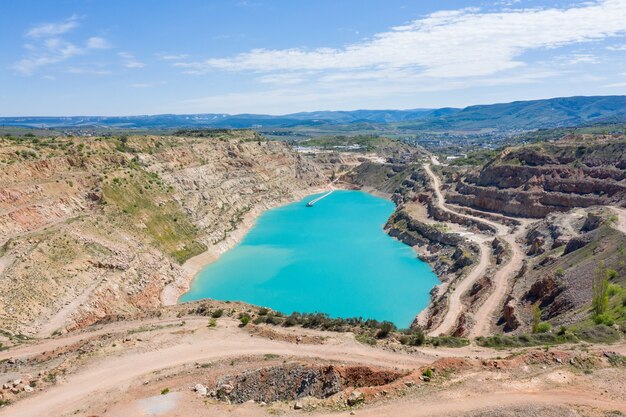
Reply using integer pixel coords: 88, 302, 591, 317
422, 369, 433, 378
258, 307, 269, 316
376, 322, 395, 339
536, 322, 552, 333
211, 309, 224, 319
575, 324, 620, 343
208, 318, 217, 328
593, 313, 615, 326
161, 388, 170, 395
239, 314, 251, 327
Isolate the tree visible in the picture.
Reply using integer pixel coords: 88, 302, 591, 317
592, 261, 609, 317
531, 304, 541, 333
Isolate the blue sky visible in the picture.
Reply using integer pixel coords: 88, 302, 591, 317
1, 0, 626, 116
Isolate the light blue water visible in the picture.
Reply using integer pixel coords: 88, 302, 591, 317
180, 190, 439, 328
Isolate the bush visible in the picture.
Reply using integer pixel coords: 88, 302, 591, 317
376, 322, 395, 339
422, 369, 433, 378
575, 324, 620, 343
535, 322, 552, 333
399, 330, 425, 346
161, 388, 170, 395
208, 318, 217, 328
283, 314, 298, 327
258, 307, 269, 316
239, 314, 251, 327
593, 313, 615, 326
211, 309, 223, 318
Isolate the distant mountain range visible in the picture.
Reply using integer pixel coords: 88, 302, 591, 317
2, 95, 626, 132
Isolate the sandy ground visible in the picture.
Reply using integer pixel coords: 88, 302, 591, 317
423, 163, 537, 337
1, 314, 624, 417
610, 206, 626, 235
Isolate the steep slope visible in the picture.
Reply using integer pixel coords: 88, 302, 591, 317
446, 135, 626, 218
0, 132, 325, 335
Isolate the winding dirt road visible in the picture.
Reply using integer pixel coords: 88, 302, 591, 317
1, 319, 432, 417
423, 163, 532, 336
4, 316, 624, 417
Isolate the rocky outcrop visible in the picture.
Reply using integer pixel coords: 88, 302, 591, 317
215, 363, 403, 404
581, 213, 604, 232
386, 210, 464, 247
445, 140, 626, 218
562, 235, 591, 255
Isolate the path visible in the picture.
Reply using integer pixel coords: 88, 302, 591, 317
429, 238, 491, 336
423, 163, 532, 336
35, 276, 107, 338
469, 225, 527, 337
1, 320, 428, 417
314, 389, 626, 417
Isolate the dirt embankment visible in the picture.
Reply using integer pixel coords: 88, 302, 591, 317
0, 309, 624, 417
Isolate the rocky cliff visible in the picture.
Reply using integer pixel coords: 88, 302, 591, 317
445, 137, 626, 218
0, 132, 326, 335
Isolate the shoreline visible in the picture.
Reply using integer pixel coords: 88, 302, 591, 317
162, 183, 444, 327
161, 184, 332, 306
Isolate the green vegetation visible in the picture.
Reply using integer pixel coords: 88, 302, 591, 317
211, 309, 224, 319
447, 149, 498, 166
593, 261, 610, 316
161, 388, 170, 395
531, 305, 551, 333
476, 324, 620, 348
103, 169, 206, 263
302, 134, 400, 152
239, 314, 251, 327
590, 262, 625, 327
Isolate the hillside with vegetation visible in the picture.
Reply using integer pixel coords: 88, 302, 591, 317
0, 131, 325, 335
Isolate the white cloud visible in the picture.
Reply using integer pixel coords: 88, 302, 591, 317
607, 44, 626, 50
86, 37, 111, 49
175, 0, 626, 80
131, 83, 153, 88
66, 66, 111, 75
602, 81, 626, 87
14, 16, 112, 75
562, 53, 600, 65
155, 52, 188, 61
26, 15, 79, 38
119, 52, 145, 68
14, 38, 84, 75
176, 68, 558, 114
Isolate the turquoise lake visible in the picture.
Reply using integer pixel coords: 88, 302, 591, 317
180, 190, 439, 328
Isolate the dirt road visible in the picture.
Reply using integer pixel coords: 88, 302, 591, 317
1, 319, 430, 417
423, 164, 532, 336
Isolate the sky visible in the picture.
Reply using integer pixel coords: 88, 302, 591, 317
1, 0, 626, 116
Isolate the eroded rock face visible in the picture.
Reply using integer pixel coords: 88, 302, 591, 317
563, 236, 591, 255
445, 140, 626, 218
215, 364, 402, 404
0, 134, 326, 334
581, 213, 603, 232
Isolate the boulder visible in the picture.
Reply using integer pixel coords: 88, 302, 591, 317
194, 384, 208, 397
347, 391, 365, 406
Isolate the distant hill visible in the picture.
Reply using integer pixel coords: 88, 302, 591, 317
1, 95, 625, 132
424, 96, 626, 131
